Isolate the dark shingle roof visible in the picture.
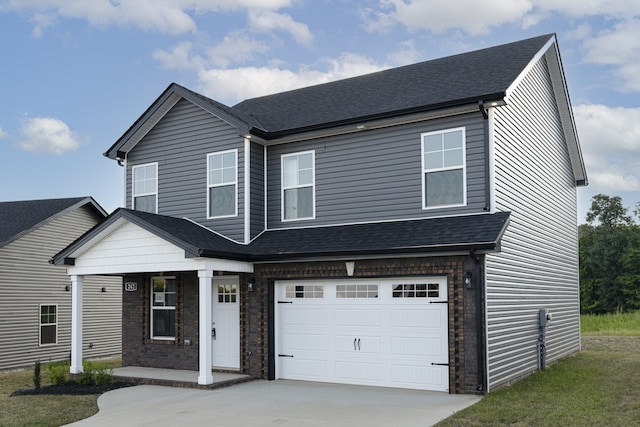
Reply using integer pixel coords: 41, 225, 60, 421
234, 35, 552, 136
247, 212, 511, 260
0, 197, 102, 247
53, 210, 510, 264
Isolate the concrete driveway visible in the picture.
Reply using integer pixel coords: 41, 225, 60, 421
66, 380, 481, 427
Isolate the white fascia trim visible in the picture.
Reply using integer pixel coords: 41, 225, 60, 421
244, 138, 251, 244
504, 35, 555, 104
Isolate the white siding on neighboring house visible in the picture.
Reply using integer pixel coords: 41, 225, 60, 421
485, 53, 580, 390
0, 206, 122, 370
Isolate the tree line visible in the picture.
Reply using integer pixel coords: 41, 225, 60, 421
579, 194, 640, 314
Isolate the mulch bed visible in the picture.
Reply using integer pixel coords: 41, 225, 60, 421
10, 380, 134, 396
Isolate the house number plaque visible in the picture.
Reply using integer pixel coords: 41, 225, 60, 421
125, 282, 138, 292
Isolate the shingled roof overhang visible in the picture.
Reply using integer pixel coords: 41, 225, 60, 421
53, 210, 510, 266
245, 212, 511, 261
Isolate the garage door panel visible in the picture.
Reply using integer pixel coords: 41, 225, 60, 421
335, 360, 383, 382
390, 308, 445, 327
391, 336, 446, 358
391, 364, 448, 391
276, 278, 449, 392
282, 332, 327, 352
280, 357, 327, 378
334, 309, 381, 327
282, 307, 326, 326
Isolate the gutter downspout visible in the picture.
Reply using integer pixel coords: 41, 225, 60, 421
470, 249, 485, 392
479, 101, 491, 212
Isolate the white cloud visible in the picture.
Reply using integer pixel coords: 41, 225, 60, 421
4, 0, 297, 35
581, 19, 640, 92
0, 127, 8, 139
17, 117, 83, 155
363, 0, 533, 35
248, 9, 313, 45
206, 33, 271, 68
197, 53, 386, 104
362, 0, 640, 35
574, 104, 640, 192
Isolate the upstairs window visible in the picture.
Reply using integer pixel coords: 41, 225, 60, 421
132, 163, 158, 213
39, 304, 57, 346
207, 150, 237, 218
151, 277, 176, 340
282, 151, 315, 221
422, 128, 466, 209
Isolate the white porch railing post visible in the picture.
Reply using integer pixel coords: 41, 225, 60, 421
198, 270, 214, 385
70, 275, 84, 374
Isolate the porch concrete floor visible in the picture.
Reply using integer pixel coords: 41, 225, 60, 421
112, 367, 252, 389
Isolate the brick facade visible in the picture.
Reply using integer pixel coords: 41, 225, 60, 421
122, 272, 199, 370
121, 254, 485, 394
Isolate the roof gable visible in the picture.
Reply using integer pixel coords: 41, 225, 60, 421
0, 197, 106, 248
104, 83, 255, 160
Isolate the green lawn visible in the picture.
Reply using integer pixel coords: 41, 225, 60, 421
437, 311, 640, 426
0, 358, 121, 427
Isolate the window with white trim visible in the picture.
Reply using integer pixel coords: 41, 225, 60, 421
336, 284, 378, 298
39, 304, 57, 345
282, 151, 315, 221
207, 150, 237, 218
285, 284, 324, 298
422, 128, 466, 209
151, 277, 176, 339
132, 163, 158, 213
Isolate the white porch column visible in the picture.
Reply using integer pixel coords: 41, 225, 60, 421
70, 275, 84, 374
198, 270, 214, 385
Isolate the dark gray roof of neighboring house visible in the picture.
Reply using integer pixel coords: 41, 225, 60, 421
233, 34, 553, 137
0, 197, 107, 247
52, 210, 510, 264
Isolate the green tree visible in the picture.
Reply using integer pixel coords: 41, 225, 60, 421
580, 194, 640, 313
585, 194, 632, 226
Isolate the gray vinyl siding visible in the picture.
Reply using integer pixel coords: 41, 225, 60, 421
0, 206, 121, 371
266, 113, 487, 228
485, 54, 580, 390
250, 141, 265, 239
126, 98, 246, 242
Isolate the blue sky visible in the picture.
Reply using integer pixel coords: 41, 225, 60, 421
0, 1, 638, 223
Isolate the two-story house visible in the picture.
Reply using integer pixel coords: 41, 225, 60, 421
53, 34, 587, 394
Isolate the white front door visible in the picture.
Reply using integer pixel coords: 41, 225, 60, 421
212, 276, 240, 370
275, 277, 449, 391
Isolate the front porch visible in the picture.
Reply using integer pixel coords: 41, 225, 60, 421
112, 366, 253, 389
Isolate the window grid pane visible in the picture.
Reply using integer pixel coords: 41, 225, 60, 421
336, 284, 378, 298
151, 277, 176, 339
392, 283, 439, 298
285, 284, 324, 298
208, 151, 237, 217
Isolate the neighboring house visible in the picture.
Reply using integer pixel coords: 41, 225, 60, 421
52, 34, 587, 394
0, 197, 122, 370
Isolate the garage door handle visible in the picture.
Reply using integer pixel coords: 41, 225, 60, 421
278, 354, 294, 358
431, 363, 449, 366
429, 301, 448, 304
354, 338, 357, 350
357, 338, 361, 351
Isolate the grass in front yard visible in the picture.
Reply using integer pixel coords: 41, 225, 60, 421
0, 357, 121, 427
581, 310, 640, 336
437, 335, 640, 426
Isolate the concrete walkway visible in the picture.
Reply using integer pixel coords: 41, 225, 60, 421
66, 380, 481, 427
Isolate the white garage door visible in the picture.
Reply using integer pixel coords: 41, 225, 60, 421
275, 277, 449, 392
